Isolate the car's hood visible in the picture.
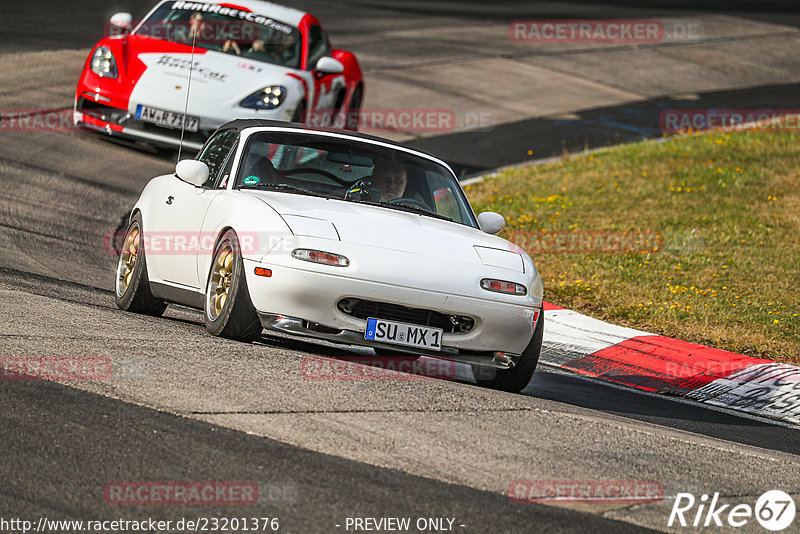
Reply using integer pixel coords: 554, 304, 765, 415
124, 36, 294, 109
241, 191, 525, 269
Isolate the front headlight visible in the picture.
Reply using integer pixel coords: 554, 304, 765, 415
240, 86, 287, 110
91, 46, 118, 78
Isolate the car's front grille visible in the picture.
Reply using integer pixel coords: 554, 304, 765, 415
338, 298, 474, 333
76, 97, 128, 123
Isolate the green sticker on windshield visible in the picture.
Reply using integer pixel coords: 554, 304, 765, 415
243, 175, 260, 185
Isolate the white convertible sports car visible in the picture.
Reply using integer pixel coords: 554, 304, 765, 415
115, 120, 544, 392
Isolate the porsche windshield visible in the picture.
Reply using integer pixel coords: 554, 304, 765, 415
235, 131, 479, 228
135, 2, 302, 68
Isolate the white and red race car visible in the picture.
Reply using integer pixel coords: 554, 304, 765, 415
74, 0, 363, 150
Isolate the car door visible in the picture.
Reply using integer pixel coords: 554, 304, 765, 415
152, 129, 239, 289
307, 24, 346, 113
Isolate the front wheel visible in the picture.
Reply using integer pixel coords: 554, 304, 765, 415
204, 230, 262, 342
345, 85, 362, 131
291, 101, 307, 124
114, 212, 167, 316
471, 308, 543, 393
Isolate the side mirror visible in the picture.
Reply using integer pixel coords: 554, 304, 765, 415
109, 12, 133, 31
314, 56, 344, 75
477, 211, 505, 234
175, 160, 209, 187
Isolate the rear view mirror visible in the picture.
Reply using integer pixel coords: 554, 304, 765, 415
315, 56, 345, 75
109, 12, 133, 31
477, 212, 505, 234
175, 160, 209, 187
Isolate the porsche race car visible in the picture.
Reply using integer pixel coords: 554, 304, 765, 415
75, 0, 362, 150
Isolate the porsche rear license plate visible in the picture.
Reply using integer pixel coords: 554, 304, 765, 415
136, 105, 199, 132
365, 318, 442, 351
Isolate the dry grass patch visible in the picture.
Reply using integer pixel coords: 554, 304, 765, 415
466, 130, 799, 362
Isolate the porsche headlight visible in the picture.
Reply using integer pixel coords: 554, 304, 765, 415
240, 86, 287, 110
91, 46, 118, 78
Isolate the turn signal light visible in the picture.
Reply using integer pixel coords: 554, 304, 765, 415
254, 267, 272, 277
480, 278, 527, 295
291, 248, 350, 267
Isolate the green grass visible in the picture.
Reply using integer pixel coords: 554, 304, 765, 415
466, 130, 800, 362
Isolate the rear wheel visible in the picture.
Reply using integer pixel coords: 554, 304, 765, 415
204, 230, 262, 342
114, 213, 167, 316
471, 308, 543, 393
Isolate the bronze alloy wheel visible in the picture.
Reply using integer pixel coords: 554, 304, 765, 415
207, 243, 234, 321
116, 222, 141, 297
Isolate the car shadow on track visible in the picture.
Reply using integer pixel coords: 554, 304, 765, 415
523, 369, 800, 455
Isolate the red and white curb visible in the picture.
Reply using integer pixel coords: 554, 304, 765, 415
539, 302, 800, 426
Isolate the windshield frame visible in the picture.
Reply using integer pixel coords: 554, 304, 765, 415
229, 127, 480, 229
132, 1, 302, 69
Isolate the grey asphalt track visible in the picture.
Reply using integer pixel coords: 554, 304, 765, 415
1, 1, 800, 533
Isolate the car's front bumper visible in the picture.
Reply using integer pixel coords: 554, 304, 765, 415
243, 256, 541, 361
258, 313, 518, 369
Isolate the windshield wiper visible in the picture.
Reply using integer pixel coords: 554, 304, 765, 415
366, 200, 453, 222
240, 183, 333, 199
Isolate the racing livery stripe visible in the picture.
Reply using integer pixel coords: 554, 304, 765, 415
286, 73, 309, 109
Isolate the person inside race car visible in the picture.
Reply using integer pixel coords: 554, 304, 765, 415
221, 39, 241, 55
187, 12, 206, 42
369, 159, 408, 202
246, 39, 266, 54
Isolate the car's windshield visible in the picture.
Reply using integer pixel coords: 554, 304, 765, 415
234, 131, 478, 228
135, 2, 302, 69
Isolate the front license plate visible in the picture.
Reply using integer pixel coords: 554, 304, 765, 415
135, 105, 199, 132
364, 318, 442, 352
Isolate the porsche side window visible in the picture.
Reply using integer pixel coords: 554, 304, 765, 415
198, 130, 238, 187
307, 25, 330, 69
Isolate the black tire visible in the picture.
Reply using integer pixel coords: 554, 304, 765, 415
114, 212, 167, 316
345, 85, 362, 131
291, 101, 307, 124
471, 308, 544, 393
204, 230, 262, 342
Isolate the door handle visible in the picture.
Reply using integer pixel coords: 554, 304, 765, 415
166, 196, 174, 205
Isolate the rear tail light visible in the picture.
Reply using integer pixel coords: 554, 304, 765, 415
292, 248, 350, 267
480, 278, 527, 295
